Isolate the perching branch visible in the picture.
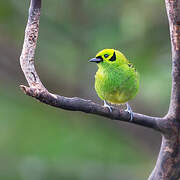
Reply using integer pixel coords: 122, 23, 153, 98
20, 0, 163, 133
19, 0, 180, 179
20, 85, 162, 131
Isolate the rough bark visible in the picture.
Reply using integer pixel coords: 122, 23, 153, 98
19, 0, 180, 179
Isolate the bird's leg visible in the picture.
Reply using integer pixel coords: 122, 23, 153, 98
125, 102, 133, 121
103, 100, 112, 112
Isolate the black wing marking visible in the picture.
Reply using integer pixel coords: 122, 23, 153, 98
128, 63, 136, 72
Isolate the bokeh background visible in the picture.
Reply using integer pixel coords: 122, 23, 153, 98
0, 0, 171, 179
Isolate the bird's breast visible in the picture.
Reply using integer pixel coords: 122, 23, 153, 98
94, 67, 139, 104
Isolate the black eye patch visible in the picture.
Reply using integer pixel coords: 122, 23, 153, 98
109, 51, 116, 61
104, 54, 109, 58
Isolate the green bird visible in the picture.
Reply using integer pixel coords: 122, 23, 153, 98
89, 49, 139, 121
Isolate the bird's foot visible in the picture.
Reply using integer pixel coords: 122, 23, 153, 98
125, 103, 133, 121
103, 100, 113, 113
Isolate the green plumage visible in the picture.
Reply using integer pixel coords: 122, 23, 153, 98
90, 49, 139, 104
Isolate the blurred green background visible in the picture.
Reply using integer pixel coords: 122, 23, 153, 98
0, 0, 171, 179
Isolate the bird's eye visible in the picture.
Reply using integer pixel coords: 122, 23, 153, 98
104, 54, 109, 58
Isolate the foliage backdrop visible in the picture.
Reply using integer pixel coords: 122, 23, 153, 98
0, 0, 170, 179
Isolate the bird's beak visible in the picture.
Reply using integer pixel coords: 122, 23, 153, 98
88, 57, 103, 63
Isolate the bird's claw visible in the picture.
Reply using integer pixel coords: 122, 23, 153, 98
103, 100, 113, 112
125, 103, 133, 121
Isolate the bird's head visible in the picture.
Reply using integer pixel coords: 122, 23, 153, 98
89, 49, 128, 67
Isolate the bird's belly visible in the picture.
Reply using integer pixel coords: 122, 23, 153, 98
99, 88, 133, 104
95, 71, 138, 104
104, 91, 130, 104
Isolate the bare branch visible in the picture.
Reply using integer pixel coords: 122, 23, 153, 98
20, 0, 180, 179
19, 0, 163, 132
20, 85, 162, 131
20, 0, 44, 90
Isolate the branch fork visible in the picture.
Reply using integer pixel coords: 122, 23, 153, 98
19, 0, 180, 179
